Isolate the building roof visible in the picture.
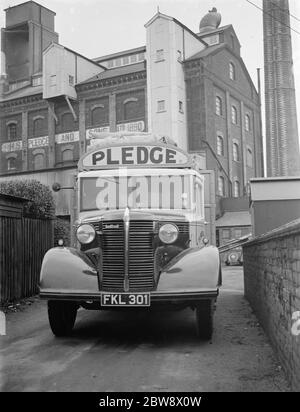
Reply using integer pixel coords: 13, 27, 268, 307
197, 24, 241, 47
0, 85, 43, 102
197, 24, 232, 37
185, 43, 225, 61
145, 12, 207, 46
79, 61, 146, 84
216, 211, 251, 227
94, 46, 146, 63
4, 1, 55, 15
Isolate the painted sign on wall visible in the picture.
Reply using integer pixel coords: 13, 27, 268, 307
1, 121, 145, 153
28, 136, 49, 148
86, 121, 145, 141
1, 141, 23, 153
55, 131, 79, 144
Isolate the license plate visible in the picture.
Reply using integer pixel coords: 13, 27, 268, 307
101, 293, 150, 307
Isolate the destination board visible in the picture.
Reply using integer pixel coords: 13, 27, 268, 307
80, 144, 190, 169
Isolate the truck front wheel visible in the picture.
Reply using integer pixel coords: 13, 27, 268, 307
195, 300, 214, 340
48, 300, 78, 337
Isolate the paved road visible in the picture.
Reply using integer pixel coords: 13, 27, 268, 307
0, 267, 290, 392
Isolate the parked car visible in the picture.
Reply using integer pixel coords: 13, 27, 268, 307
225, 247, 243, 266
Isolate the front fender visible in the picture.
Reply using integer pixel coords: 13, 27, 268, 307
40, 247, 99, 295
157, 245, 220, 292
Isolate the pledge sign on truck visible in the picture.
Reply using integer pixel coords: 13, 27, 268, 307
80, 145, 189, 169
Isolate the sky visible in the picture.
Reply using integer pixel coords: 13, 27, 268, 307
0, 0, 300, 152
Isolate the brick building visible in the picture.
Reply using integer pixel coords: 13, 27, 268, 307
0, 2, 263, 219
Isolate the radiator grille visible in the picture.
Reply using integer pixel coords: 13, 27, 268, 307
101, 221, 124, 291
101, 220, 154, 291
99, 219, 189, 292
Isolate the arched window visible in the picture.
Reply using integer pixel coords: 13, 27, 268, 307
215, 96, 222, 116
218, 176, 225, 197
33, 153, 45, 170
233, 142, 239, 161
231, 106, 237, 124
233, 180, 240, 198
231, 35, 235, 50
217, 135, 224, 156
247, 148, 253, 167
62, 149, 73, 162
33, 117, 46, 137
91, 105, 106, 126
245, 114, 251, 131
7, 157, 17, 171
229, 62, 236, 80
7, 123, 17, 140
61, 113, 74, 132
123, 98, 139, 121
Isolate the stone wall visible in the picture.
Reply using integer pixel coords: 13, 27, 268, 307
243, 219, 300, 391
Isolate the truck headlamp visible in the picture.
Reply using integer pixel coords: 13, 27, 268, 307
76, 224, 96, 244
159, 223, 179, 244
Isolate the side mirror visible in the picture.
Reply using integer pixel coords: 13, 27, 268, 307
52, 182, 61, 192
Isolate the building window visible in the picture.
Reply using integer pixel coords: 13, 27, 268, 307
50, 75, 56, 86
217, 135, 224, 156
231, 35, 235, 50
229, 62, 236, 80
7, 123, 17, 140
218, 176, 225, 196
233, 142, 239, 162
222, 229, 230, 240
107, 60, 114, 68
138, 53, 145, 61
245, 114, 251, 131
179, 101, 183, 113
91, 105, 106, 126
177, 50, 182, 62
62, 149, 73, 162
33, 117, 46, 137
123, 98, 139, 121
69, 75, 74, 86
61, 113, 74, 132
115, 58, 121, 67
156, 49, 164, 62
157, 100, 165, 112
216, 96, 222, 116
7, 157, 17, 171
233, 180, 240, 197
33, 153, 45, 170
235, 228, 242, 238
231, 106, 237, 124
130, 55, 137, 63
123, 56, 129, 65
247, 148, 253, 167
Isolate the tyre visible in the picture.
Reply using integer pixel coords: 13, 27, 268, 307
195, 300, 214, 340
48, 300, 78, 337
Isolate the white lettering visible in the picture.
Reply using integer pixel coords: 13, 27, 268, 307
1, 140, 23, 153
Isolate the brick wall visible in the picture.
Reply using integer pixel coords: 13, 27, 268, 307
243, 219, 300, 391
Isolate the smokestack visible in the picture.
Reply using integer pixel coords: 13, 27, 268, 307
263, 0, 300, 176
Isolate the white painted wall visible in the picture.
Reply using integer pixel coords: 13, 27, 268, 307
43, 43, 104, 100
146, 14, 205, 151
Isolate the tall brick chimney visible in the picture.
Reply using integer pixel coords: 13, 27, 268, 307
263, 0, 300, 176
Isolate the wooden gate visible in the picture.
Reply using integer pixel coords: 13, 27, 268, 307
0, 194, 53, 304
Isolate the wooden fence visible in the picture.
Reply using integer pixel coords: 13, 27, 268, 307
0, 216, 53, 304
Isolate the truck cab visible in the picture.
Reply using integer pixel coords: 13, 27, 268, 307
40, 133, 221, 339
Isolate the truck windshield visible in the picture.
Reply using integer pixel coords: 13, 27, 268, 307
80, 174, 192, 211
